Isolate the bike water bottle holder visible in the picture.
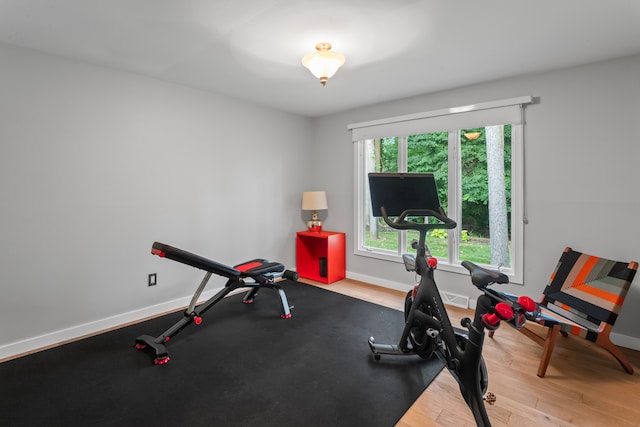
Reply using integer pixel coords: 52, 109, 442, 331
402, 254, 416, 272
403, 253, 438, 273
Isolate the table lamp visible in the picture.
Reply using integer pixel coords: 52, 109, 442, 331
302, 191, 328, 232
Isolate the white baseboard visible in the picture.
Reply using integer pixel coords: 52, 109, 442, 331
346, 270, 412, 293
3, 275, 639, 361
610, 332, 640, 351
0, 287, 224, 362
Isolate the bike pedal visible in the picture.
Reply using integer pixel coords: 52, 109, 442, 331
483, 392, 496, 405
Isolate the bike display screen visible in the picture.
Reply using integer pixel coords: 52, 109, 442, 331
368, 173, 442, 217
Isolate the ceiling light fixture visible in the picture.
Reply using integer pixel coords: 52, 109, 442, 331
301, 43, 345, 86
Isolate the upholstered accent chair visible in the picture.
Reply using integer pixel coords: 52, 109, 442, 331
492, 247, 637, 377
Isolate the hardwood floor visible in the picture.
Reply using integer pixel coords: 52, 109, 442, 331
303, 278, 640, 427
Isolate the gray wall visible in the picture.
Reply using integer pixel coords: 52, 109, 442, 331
2, 42, 639, 357
312, 54, 640, 347
0, 43, 313, 356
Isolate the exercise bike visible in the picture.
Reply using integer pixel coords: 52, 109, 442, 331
366, 173, 536, 427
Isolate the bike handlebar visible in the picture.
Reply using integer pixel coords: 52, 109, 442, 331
380, 206, 457, 232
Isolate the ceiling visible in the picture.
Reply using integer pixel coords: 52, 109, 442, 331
1, 0, 640, 117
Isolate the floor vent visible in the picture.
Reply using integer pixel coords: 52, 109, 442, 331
440, 291, 469, 309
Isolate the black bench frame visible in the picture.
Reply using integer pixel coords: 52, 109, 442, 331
135, 242, 296, 364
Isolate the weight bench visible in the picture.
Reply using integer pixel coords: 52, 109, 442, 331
135, 242, 298, 365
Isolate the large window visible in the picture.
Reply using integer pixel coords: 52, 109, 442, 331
350, 97, 531, 284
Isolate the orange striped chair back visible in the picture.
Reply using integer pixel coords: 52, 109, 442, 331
542, 247, 637, 336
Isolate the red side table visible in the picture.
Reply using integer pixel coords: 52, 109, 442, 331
296, 231, 346, 284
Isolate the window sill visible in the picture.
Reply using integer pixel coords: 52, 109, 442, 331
354, 247, 522, 284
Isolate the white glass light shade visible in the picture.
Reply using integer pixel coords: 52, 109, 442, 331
301, 43, 345, 86
301, 191, 328, 211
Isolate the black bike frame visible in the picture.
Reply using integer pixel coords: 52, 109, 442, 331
368, 207, 496, 426
409, 233, 492, 426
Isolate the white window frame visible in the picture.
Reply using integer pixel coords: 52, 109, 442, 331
350, 97, 532, 284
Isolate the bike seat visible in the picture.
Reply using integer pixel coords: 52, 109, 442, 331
461, 261, 509, 288
235, 259, 285, 277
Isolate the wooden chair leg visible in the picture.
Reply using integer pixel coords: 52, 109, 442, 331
596, 328, 634, 374
537, 324, 561, 378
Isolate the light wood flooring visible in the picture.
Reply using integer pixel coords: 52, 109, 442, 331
303, 278, 640, 427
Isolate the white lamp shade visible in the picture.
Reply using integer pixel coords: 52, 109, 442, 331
302, 191, 328, 211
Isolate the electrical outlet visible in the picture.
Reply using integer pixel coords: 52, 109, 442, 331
148, 273, 157, 286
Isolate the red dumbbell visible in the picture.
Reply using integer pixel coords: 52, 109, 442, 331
517, 295, 536, 312
482, 302, 514, 330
